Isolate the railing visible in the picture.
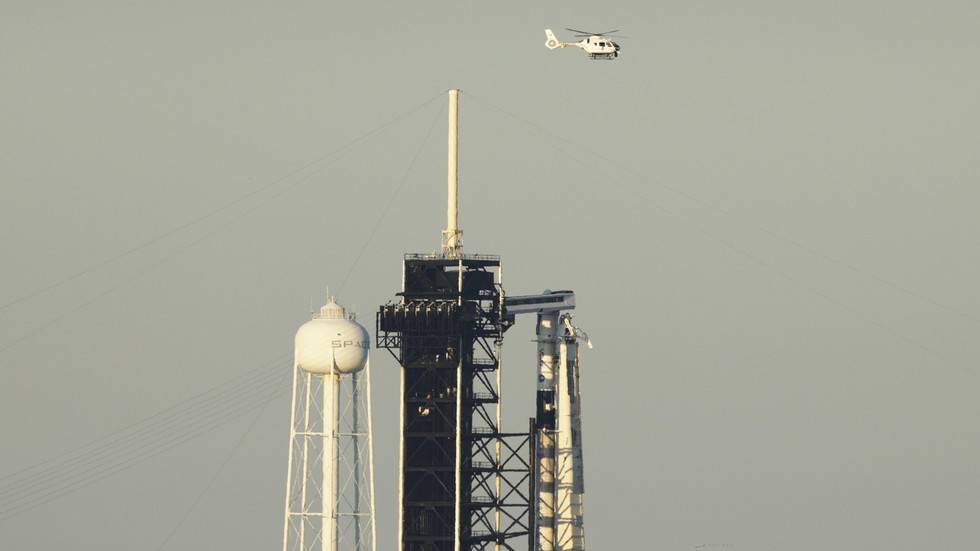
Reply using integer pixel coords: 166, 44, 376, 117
403, 252, 500, 262
466, 392, 497, 402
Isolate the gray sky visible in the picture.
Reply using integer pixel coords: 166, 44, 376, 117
2, 2, 978, 550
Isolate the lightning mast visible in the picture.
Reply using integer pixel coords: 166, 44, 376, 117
442, 88, 462, 258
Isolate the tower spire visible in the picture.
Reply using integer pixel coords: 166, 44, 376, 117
442, 89, 463, 258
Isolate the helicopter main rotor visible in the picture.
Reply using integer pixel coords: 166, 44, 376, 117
565, 28, 625, 38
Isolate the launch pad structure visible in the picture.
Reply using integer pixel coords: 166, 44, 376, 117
378, 253, 530, 550
376, 90, 589, 551
279, 90, 589, 551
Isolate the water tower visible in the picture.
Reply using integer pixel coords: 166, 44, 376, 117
283, 297, 377, 551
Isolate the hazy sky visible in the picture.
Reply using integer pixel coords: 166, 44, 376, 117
2, 2, 978, 550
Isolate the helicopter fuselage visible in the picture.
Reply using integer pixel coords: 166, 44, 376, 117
578, 36, 619, 58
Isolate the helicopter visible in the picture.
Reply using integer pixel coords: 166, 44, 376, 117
545, 28, 622, 59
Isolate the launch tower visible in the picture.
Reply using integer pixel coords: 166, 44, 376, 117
377, 90, 532, 551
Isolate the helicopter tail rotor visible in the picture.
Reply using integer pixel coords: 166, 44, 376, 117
544, 29, 561, 49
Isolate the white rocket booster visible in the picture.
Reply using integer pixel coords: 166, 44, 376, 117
506, 291, 588, 551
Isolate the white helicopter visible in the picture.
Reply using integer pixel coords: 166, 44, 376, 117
545, 28, 622, 59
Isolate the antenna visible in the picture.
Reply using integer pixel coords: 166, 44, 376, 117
441, 89, 463, 258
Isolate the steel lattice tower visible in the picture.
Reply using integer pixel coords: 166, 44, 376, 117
376, 90, 531, 551
378, 255, 530, 551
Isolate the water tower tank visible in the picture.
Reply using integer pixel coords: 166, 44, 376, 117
295, 300, 369, 374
